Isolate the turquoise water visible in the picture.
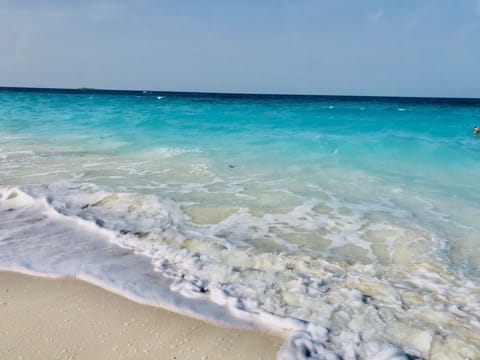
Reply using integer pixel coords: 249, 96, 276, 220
1, 88, 480, 359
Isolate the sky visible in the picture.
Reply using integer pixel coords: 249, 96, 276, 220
1, 0, 479, 97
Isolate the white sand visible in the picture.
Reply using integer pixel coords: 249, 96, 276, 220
0, 271, 283, 359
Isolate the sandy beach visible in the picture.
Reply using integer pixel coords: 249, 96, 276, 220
0, 271, 283, 360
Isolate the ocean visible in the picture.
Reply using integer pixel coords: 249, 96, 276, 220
1, 88, 479, 359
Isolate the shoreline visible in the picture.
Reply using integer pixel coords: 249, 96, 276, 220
0, 271, 284, 359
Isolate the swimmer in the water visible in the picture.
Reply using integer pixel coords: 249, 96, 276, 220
474, 126, 479, 135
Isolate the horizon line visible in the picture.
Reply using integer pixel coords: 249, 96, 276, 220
1, 85, 479, 102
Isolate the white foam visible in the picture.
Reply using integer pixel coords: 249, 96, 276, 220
1, 183, 479, 358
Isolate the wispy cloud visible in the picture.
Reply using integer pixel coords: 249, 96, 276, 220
368, 8, 384, 23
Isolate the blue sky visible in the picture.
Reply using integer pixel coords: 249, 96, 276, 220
1, 0, 479, 97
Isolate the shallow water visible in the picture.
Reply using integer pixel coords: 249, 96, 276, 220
1, 88, 480, 359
